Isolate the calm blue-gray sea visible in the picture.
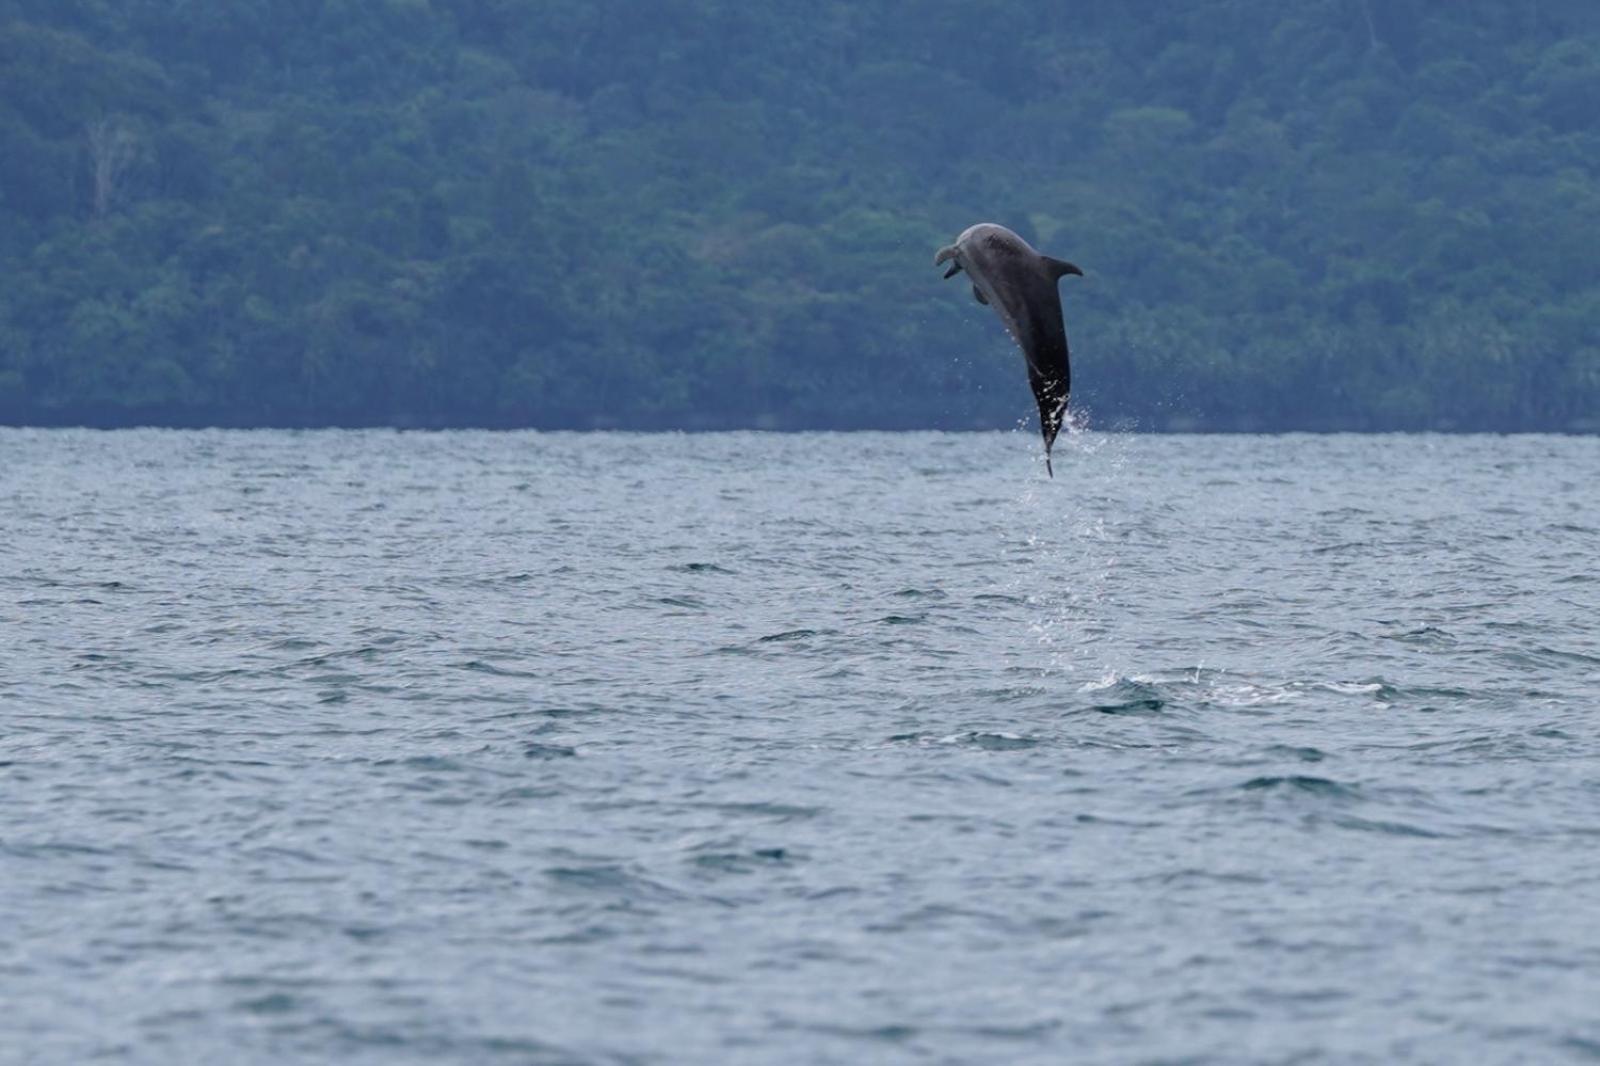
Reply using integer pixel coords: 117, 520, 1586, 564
3, 429, 1599, 1064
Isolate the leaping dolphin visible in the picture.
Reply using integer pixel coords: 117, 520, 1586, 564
935, 223, 1083, 476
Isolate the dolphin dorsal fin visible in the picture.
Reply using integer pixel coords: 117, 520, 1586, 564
1043, 257, 1084, 280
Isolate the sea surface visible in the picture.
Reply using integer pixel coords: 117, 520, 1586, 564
2, 429, 1598, 1064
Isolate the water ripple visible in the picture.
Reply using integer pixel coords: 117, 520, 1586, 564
2, 429, 1598, 1064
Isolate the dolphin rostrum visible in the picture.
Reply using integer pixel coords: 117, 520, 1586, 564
935, 223, 1083, 476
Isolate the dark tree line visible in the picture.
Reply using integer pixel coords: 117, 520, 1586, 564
1, 0, 1598, 430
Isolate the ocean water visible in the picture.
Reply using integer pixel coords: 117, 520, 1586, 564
2, 428, 1598, 1064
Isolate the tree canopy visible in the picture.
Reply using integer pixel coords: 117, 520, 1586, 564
2, 0, 1598, 430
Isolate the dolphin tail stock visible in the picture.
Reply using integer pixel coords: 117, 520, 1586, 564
1043, 257, 1084, 280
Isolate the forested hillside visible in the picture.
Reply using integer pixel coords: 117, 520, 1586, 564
2, 1, 1598, 430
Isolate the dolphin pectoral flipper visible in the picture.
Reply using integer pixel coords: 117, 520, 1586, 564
972, 285, 988, 305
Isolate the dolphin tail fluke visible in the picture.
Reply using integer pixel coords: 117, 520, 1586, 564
1046, 452, 1054, 478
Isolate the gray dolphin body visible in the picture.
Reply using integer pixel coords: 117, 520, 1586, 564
935, 223, 1083, 476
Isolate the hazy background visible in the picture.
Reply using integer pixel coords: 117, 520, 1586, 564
1, 0, 1598, 431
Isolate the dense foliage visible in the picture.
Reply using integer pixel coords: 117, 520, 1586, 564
2, 0, 1598, 430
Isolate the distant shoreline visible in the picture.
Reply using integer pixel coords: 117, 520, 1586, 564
4, 411, 1598, 435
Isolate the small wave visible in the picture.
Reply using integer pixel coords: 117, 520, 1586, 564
376, 755, 466, 772
1080, 677, 1167, 715
757, 628, 832, 643
688, 845, 793, 874
654, 595, 707, 609
694, 801, 821, 822
805, 1022, 918, 1043
1238, 775, 1359, 800
1312, 681, 1386, 696
1311, 540, 1373, 555
544, 864, 685, 902
885, 731, 1039, 750
1331, 815, 1445, 838
524, 743, 577, 760
1209, 681, 1297, 708
235, 992, 300, 1015
964, 731, 1039, 750
668, 562, 734, 574
971, 685, 1047, 704
456, 659, 539, 678
1380, 624, 1457, 646
1262, 744, 1329, 763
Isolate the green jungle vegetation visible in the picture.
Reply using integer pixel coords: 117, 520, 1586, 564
2, 1, 1598, 430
